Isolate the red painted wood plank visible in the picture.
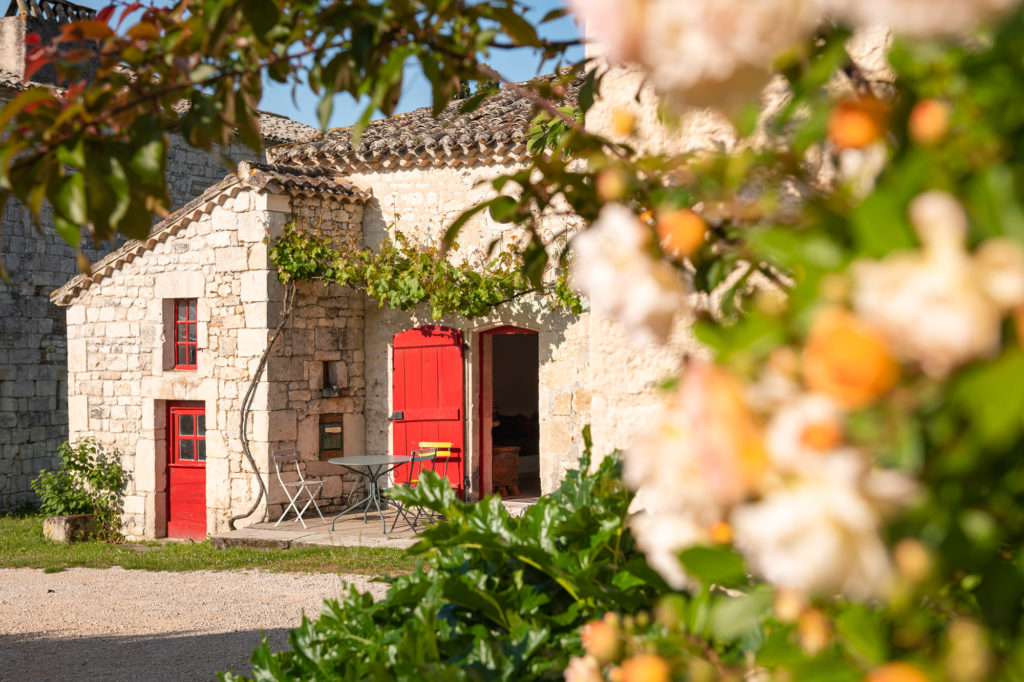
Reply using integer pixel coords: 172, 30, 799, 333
392, 326, 464, 494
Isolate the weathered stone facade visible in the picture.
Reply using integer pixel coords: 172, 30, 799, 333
56, 172, 366, 538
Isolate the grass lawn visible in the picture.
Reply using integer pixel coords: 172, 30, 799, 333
0, 513, 416, 575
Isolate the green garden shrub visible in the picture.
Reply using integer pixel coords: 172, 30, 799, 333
31, 437, 128, 541
224, 427, 665, 681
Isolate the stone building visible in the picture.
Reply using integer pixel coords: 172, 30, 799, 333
51, 76, 703, 540
0, 0, 317, 511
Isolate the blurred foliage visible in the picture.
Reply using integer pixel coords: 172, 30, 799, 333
0, 0, 580, 273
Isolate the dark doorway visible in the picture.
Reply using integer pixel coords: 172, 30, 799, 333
480, 327, 540, 499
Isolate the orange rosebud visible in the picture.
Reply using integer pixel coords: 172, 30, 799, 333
894, 539, 932, 583
829, 97, 888, 150
612, 109, 636, 137
582, 618, 620, 664
657, 209, 707, 258
866, 662, 931, 682
799, 420, 843, 452
639, 209, 655, 223
773, 588, 806, 623
908, 100, 949, 145
798, 608, 831, 655
803, 308, 899, 409
621, 654, 670, 682
708, 520, 733, 545
597, 169, 628, 202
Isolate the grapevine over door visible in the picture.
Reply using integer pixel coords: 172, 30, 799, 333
391, 326, 465, 496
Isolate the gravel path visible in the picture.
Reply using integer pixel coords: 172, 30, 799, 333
0, 567, 389, 681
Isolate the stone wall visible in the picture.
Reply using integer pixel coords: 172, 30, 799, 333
346, 162, 593, 498
62, 188, 366, 539
0, 128, 257, 512
259, 197, 368, 521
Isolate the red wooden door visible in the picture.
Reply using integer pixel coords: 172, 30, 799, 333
167, 402, 207, 539
392, 326, 465, 496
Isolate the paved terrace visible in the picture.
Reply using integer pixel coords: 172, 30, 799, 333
211, 496, 539, 550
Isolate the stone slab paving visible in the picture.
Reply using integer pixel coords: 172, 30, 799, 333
211, 509, 419, 550
211, 497, 539, 550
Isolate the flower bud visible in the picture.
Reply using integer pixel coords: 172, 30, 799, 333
621, 654, 670, 682
582, 618, 621, 664
656, 209, 707, 258
909, 100, 949, 145
797, 608, 831, 655
773, 588, 807, 623
946, 620, 991, 682
802, 308, 899, 408
829, 97, 889, 150
867, 662, 931, 682
893, 539, 932, 583
597, 169, 628, 202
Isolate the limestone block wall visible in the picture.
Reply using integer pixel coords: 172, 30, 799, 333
63, 189, 293, 539
0, 199, 120, 511
165, 136, 259, 211
349, 162, 592, 499
260, 197, 368, 520
0, 129, 259, 512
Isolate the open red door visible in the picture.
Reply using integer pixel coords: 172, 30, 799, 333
392, 326, 465, 496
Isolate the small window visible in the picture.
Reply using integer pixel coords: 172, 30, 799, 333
319, 413, 344, 459
174, 299, 198, 370
169, 403, 206, 464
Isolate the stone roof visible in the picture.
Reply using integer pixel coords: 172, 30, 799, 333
168, 99, 320, 145
51, 161, 367, 306
255, 110, 319, 145
267, 74, 581, 172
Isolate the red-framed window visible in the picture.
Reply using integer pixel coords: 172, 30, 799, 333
169, 403, 206, 465
174, 299, 198, 369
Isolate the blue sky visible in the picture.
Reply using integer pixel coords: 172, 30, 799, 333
74, 0, 583, 129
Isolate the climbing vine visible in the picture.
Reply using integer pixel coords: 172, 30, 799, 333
269, 221, 582, 320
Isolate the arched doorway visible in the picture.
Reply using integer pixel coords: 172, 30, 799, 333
479, 326, 540, 500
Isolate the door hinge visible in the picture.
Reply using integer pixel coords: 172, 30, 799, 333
390, 411, 404, 420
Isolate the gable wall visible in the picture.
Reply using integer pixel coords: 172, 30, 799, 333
64, 190, 285, 539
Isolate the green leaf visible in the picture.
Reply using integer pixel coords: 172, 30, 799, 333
834, 603, 887, 664
708, 585, 773, 643
678, 546, 748, 587
243, 0, 279, 40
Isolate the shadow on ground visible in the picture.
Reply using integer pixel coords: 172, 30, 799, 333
0, 627, 292, 681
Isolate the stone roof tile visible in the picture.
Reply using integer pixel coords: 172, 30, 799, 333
267, 73, 580, 172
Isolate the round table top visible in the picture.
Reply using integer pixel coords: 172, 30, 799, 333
328, 455, 413, 467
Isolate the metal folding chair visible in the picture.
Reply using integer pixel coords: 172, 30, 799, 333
273, 449, 326, 528
387, 448, 437, 533
418, 441, 455, 487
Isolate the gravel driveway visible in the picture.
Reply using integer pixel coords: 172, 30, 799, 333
0, 567, 389, 681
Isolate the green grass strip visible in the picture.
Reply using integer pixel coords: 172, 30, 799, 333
0, 514, 415, 575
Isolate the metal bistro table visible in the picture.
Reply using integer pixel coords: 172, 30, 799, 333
328, 455, 413, 534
